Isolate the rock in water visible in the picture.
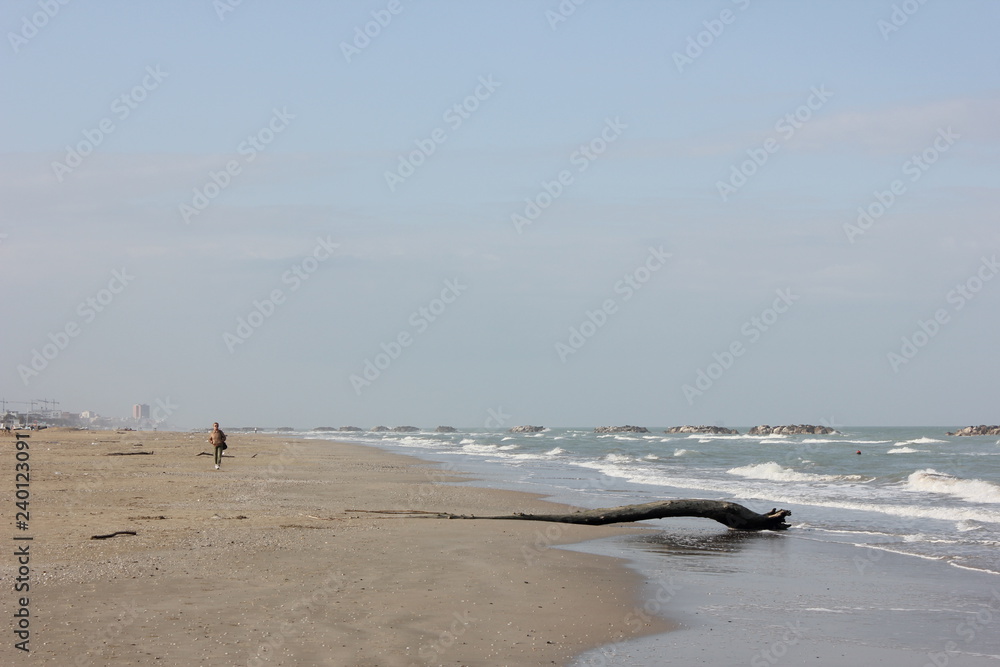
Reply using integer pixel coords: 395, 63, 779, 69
665, 425, 740, 435
594, 425, 649, 434
946, 425, 1000, 436
748, 424, 838, 435
508, 425, 544, 433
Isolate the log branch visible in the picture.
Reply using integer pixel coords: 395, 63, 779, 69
90, 531, 137, 540
348, 499, 791, 531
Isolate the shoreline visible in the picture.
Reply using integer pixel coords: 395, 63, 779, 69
570, 527, 1000, 666
2, 429, 673, 666
333, 427, 1000, 665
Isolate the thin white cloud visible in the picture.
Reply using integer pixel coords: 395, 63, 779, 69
783, 94, 1000, 155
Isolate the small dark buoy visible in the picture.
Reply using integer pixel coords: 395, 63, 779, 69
856, 450, 862, 455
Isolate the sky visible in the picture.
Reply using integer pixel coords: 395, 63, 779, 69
1, 0, 998, 429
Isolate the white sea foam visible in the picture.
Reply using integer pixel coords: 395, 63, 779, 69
905, 469, 1000, 504
394, 436, 438, 448
566, 461, 1000, 525
727, 461, 842, 483
509, 452, 562, 461
460, 443, 500, 454
364, 427, 1000, 576
956, 519, 985, 532
801, 438, 892, 445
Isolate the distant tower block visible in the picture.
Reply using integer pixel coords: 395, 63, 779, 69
132, 404, 150, 420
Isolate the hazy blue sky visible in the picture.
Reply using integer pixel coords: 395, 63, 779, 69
2, 0, 998, 429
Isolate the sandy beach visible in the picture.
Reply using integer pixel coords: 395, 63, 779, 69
0, 429, 671, 666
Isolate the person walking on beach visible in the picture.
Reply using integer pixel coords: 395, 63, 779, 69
209, 422, 227, 470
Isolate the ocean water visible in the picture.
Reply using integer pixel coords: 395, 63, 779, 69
298, 426, 1000, 577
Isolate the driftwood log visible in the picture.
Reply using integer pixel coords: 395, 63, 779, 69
348, 499, 791, 531
90, 531, 137, 540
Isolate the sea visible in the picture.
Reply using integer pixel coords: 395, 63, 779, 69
293, 425, 1000, 663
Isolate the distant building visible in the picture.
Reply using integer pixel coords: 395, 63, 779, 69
132, 404, 150, 420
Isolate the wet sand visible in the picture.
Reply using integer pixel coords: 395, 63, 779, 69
0, 429, 672, 666
570, 523, 1000, 666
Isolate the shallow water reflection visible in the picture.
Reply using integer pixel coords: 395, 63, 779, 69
628, 528, 786, 574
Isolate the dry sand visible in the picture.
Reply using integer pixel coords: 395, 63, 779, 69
0, 429, 672, 666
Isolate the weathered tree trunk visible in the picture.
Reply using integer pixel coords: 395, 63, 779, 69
349, 500, 791, 531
